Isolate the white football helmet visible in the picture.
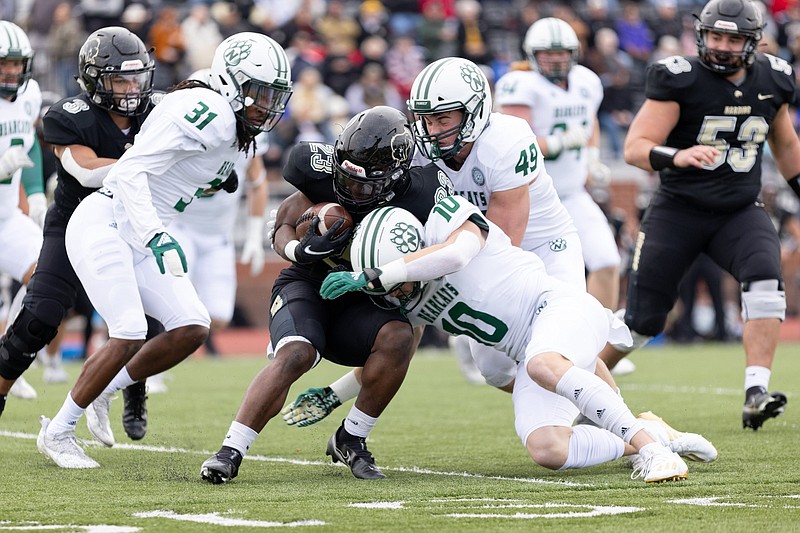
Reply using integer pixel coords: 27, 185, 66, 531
0, 21, 34, 98
209, 32, 292, 133
407, 57, 492, 161
350, 206, 425, 308
524, 17, 579, 83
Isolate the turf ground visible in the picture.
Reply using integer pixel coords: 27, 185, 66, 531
0, 341, 798, 532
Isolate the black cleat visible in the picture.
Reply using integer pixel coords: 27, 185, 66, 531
326, 421, 386, 480
0, 394, 5, 418
122, 381, 148, 440
201, 446, 242, 484
743, 386, 787, 431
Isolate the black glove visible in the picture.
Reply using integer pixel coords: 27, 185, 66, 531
294, 216, 352, 264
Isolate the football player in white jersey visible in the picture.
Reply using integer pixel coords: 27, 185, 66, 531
319, 198, 717, 483
495, 17, 621, 314
282, 57, 605, 425
168, 130, 270, 350
0, 21, 50, 408
37, 33, 292, 469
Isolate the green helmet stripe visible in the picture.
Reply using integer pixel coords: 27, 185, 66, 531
272, 40, 289, 80
1, 23, 17, 51
415, 58, 452, 101
359, 207, 397, 269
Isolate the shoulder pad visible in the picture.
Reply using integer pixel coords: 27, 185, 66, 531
283, 142, 336, 200
150, 91, 165, 106
758, 54, 796, 103
645, 56, 698, 99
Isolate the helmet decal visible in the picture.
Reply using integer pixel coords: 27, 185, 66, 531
460, 63, 485, 93
389, 222, 421, 254
223, 39, 252, 67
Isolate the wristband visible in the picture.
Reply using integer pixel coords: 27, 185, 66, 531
284, 239, 300, 262
370, 259, 408, 289
649, 146, 679, 171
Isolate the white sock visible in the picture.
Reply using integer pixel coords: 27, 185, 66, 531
222, 421, 259, 456
744, 365, 771, 391
344, 405, 377, 438
49, 393, 86, 434
103, 366, 136, 396
555, 365, 639, 442
560, 424, 625, 470
330, 371, 361, 403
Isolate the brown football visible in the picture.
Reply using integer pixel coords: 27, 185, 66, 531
295, 202, 354, 240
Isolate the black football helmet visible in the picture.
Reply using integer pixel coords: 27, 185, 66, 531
78, 27, 154, 116
333, 106, 415, 214
695, 0, 763, 75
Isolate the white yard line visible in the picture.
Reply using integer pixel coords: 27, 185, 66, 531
0, 430, 591, 487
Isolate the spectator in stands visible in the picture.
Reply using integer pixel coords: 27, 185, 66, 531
47, 1, 85, 98
454, 0, 492, 65
385, 35, 426, 100
181, 2, 223, 75
315, 0, 362, 54
148, 6, 186, 90
345, 62, 404, 115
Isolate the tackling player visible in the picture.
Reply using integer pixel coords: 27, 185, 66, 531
320, 198, 716, 483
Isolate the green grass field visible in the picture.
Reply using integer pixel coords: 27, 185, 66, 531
1, 342, 798, 532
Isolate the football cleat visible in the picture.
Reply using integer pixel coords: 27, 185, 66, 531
610, 357, 636, 376
9, 376, 37, 400
146, 373, 168, 394
122, 381, 147, 440
201, 446, 243, 484
637, 411, 718, 462
85, 392, 115, 447
742, 387, 787, 431
326, 421, 386, 480
282, 387, 341, 427
37, 416, 99, 469
0, 394, 5, 417
630, 442, 688, 483
43, 365, 69, 384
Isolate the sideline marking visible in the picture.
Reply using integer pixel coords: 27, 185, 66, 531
0, 430, 590, 487
133, 511, 324, 528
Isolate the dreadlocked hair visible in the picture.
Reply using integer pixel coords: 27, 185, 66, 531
169, 79, 256, 155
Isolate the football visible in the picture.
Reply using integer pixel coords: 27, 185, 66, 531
295, 202, 354, 240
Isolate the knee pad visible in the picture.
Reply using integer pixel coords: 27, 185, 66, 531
0, 307, 59, 380
741, 279, 786, 321
609, 309, 653, 353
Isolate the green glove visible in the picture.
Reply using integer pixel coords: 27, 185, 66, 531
147, 232, 187, 276
281, 387, 341, 427
320, 268, 385, 299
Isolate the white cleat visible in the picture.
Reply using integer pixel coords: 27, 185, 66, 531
85, 392, 115, 447
638, 411, 718, 462
145, 373, 168, 394
610, 357, 636, 376
37, 416, 99, 469
43, 365, 70, 384
631, 442, 688, 483
9, 376, 37, 400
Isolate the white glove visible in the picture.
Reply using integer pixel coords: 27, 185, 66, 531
545, 127, 589, 156
241, 215, 266, 276
266, 208, 277, 247
586, 147, 611, 187
0, 146, 34, 180
27, 193, 47, 229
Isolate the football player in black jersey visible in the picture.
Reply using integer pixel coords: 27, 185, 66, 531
0, 27, 161, 440
200, 106, 454, 483
598, 0, 799, 430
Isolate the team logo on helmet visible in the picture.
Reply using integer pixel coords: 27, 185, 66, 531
460, 63, 485, 93
82, 37, 101, 66
224, 39, 253, 67
389, 222, 421, 254
391, 131, 413, 163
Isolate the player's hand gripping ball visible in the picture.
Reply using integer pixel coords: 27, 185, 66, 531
295, 202, 354, 240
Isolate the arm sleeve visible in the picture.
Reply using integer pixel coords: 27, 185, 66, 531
21, 136, 44, 195
402, 230, 482, 282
